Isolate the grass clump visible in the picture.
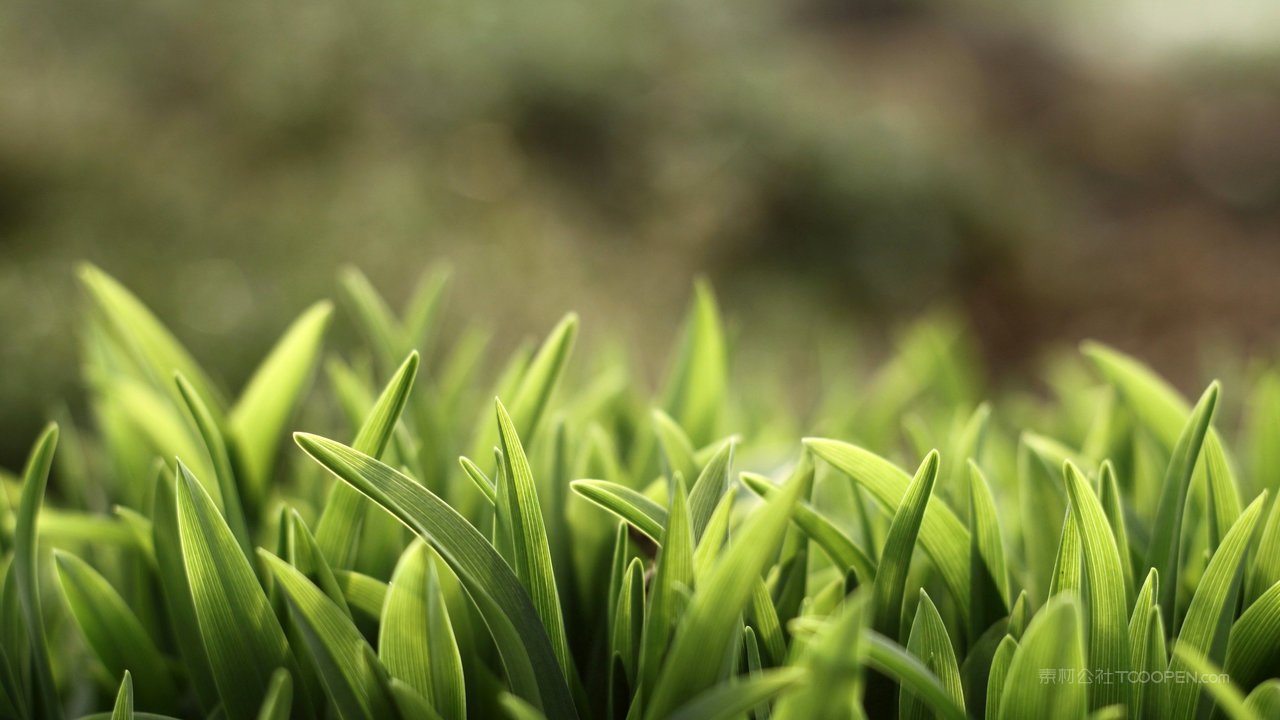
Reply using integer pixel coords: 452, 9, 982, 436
3, 264, 1280, 719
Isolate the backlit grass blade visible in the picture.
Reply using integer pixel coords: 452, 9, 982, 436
230, 301, 333, 504
175, 462, 293, 720
315, 351, 420, 569
381, 541, 465, 720
507, 314, 578, 443
569, 480, 666, 542
900, 591, 964, 720
692, 486, 737, 579
610, 558, 644, 687
984, 636, 1017, 720
15, 424, 62, 720
1048, 506, 1081, 598
257, 669, 293, 720
661, 280, 727, 447
639, 476, 695, 697
1172, 644, 1258, 720
652, 409, 698, 486
284, 510, 351, 617
864, 632, 966, 720
1168, 492, 1267, 720
740, 471, 876, 582
1245, 681, 1280, 717
1097, 463, 1135, 608
79, 264, 223, 410
333, 570, 388, 620
1247, 498, 1280, 605
872, 451, 940, 641
111, 672, 133, 720
1128, 569, 1158, 718
53, 551, 177, 710
494, 400, 573, 677
1063, 461, 1130, 711
967, 461, 1009, 634
773, 593, 867, 720
805, 439, 970, 626
459, 457, 497, 504
175, 373, 251, 557
999, 597, 1086, 720
667, 668, 805, 720
293, 433, 578, 719
1227, 579, 1280, 691
340, 267, 404, 373
688, 440, 732, 541
260, 550, 396, 720
643, 470, 802, 719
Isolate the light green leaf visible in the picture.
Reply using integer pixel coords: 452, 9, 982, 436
900, 591, 964, 720
15, 424, 61, 720
999, 597, 1086, 720
175, 373, 250, 557
872, 451, 940, 641
230, 301, 333, 502
644, 469, 802, 719
260, 550, 395, 720
1169, 492, 1267, 720
381, 541, 465, 720
110, 671, 133, 720
652, 410, 698, 487
864, 631, 966, 720
1063, 461, 1130, 711
662, 280, 727, 447
639, 476, 695, 697
459, 456, 497, 505
53, 551, 176, 710
293, 433, 578, 719
688, 440, 732, 541
569, 480, 666, 542
984, 636, 1017, 720
315, 351, 420, 569
1244, 680, 1280, 718
805, 439, 970, 627
1171, 644, 1258, 720
333, 570, 388, 620
968, 461, 1009, 634
668, 668, 805, 720
1226, 577, 1280, 688
256, 669, 293, 720
176, 462, 293, 720
507, 314, 578, 443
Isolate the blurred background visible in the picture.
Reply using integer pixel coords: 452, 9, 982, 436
3, 0, 1280, 466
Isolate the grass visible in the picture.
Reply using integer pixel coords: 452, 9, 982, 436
2, 264, 1280, 719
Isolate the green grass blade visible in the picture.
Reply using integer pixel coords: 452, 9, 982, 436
53, 551, 177, 710
643, 470, 802, 719
688, 440, 732, 541
333, 570, 388, 620
569, 480, 666, 542
662, 280, 727, 447
175, 462, 293, 720
639, 476, 695, 698
1063, 461, 1130, 711
175, 373, 251, 557
741, 471, 876, 582
999, 597, 1086, 720
1097, 462, 1135, 608
256, 669, 293, 720
1244, 681, 1280, 717
652, 409, 698, 486
692, 486, 737, 579
1169, 492, 1267, 720
494, 400, 574, 677
15, 424, 62, 720
293, 433, 578, 719
900, 591, 964, 720
1171, 644, 1258, 720
1048, 506, 1081, 598
805, 439, 970, 626
967, 461, 1009, 634
459, 456, 497, 505
984, 636, 1017, 720
773, 593, 868, 720
667, 668, 805, 720
230, 301, 333, 502
864, 631, 966, 720
339, 267, 403, 373
381, 541, 466, 720
315, 351, 419, 569
872, 451, 940, 641
507, 314, 578, 443
260, 550, 395, 720
110, 671, 133, 720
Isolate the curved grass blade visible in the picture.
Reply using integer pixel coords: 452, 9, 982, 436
668, 668, 805, 720
967, 461, 1009, 635
872, 451, 940, 641
111, 671, 132, 720
381, 541, 465, 720
494, 400, 573, 677
864, 631, 966, 720
999, 597, 1086, 720
662, 280, 727, 447
175, 373, 250, 557
15, 424, 62, 720
507, 314, 578, 443
1169, 492, 1267, 720
1171, 644, 1258, 720
176, 462, 293, 720
692, 486, 737, 579
741, 471, 876, 582
652, 409, 698, 487
256, 668, 293, 720
53, 551, 176, 710
1063, 461, 1130, 711
639, 476, 695, 697
260, 551, 395, 720
459, 456, 497, 505
340, 267, 403, 373
333, 570, 387, 620
773, 592, 867, 720
1226, 577, 1280, 689
984, 636, 1017, 720
643, 471, 802, 719
900, 591, 964, 720
315, 351, 419, 569
805, 439, 970, 626
293, 433, 578, 719
230, 301, 333, 503
1128, 569, 1158, 718
688, 440, 732, 541
1097, 463, 1135, 608
569, 480, 666, 542
1245, 680, 1280, 717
